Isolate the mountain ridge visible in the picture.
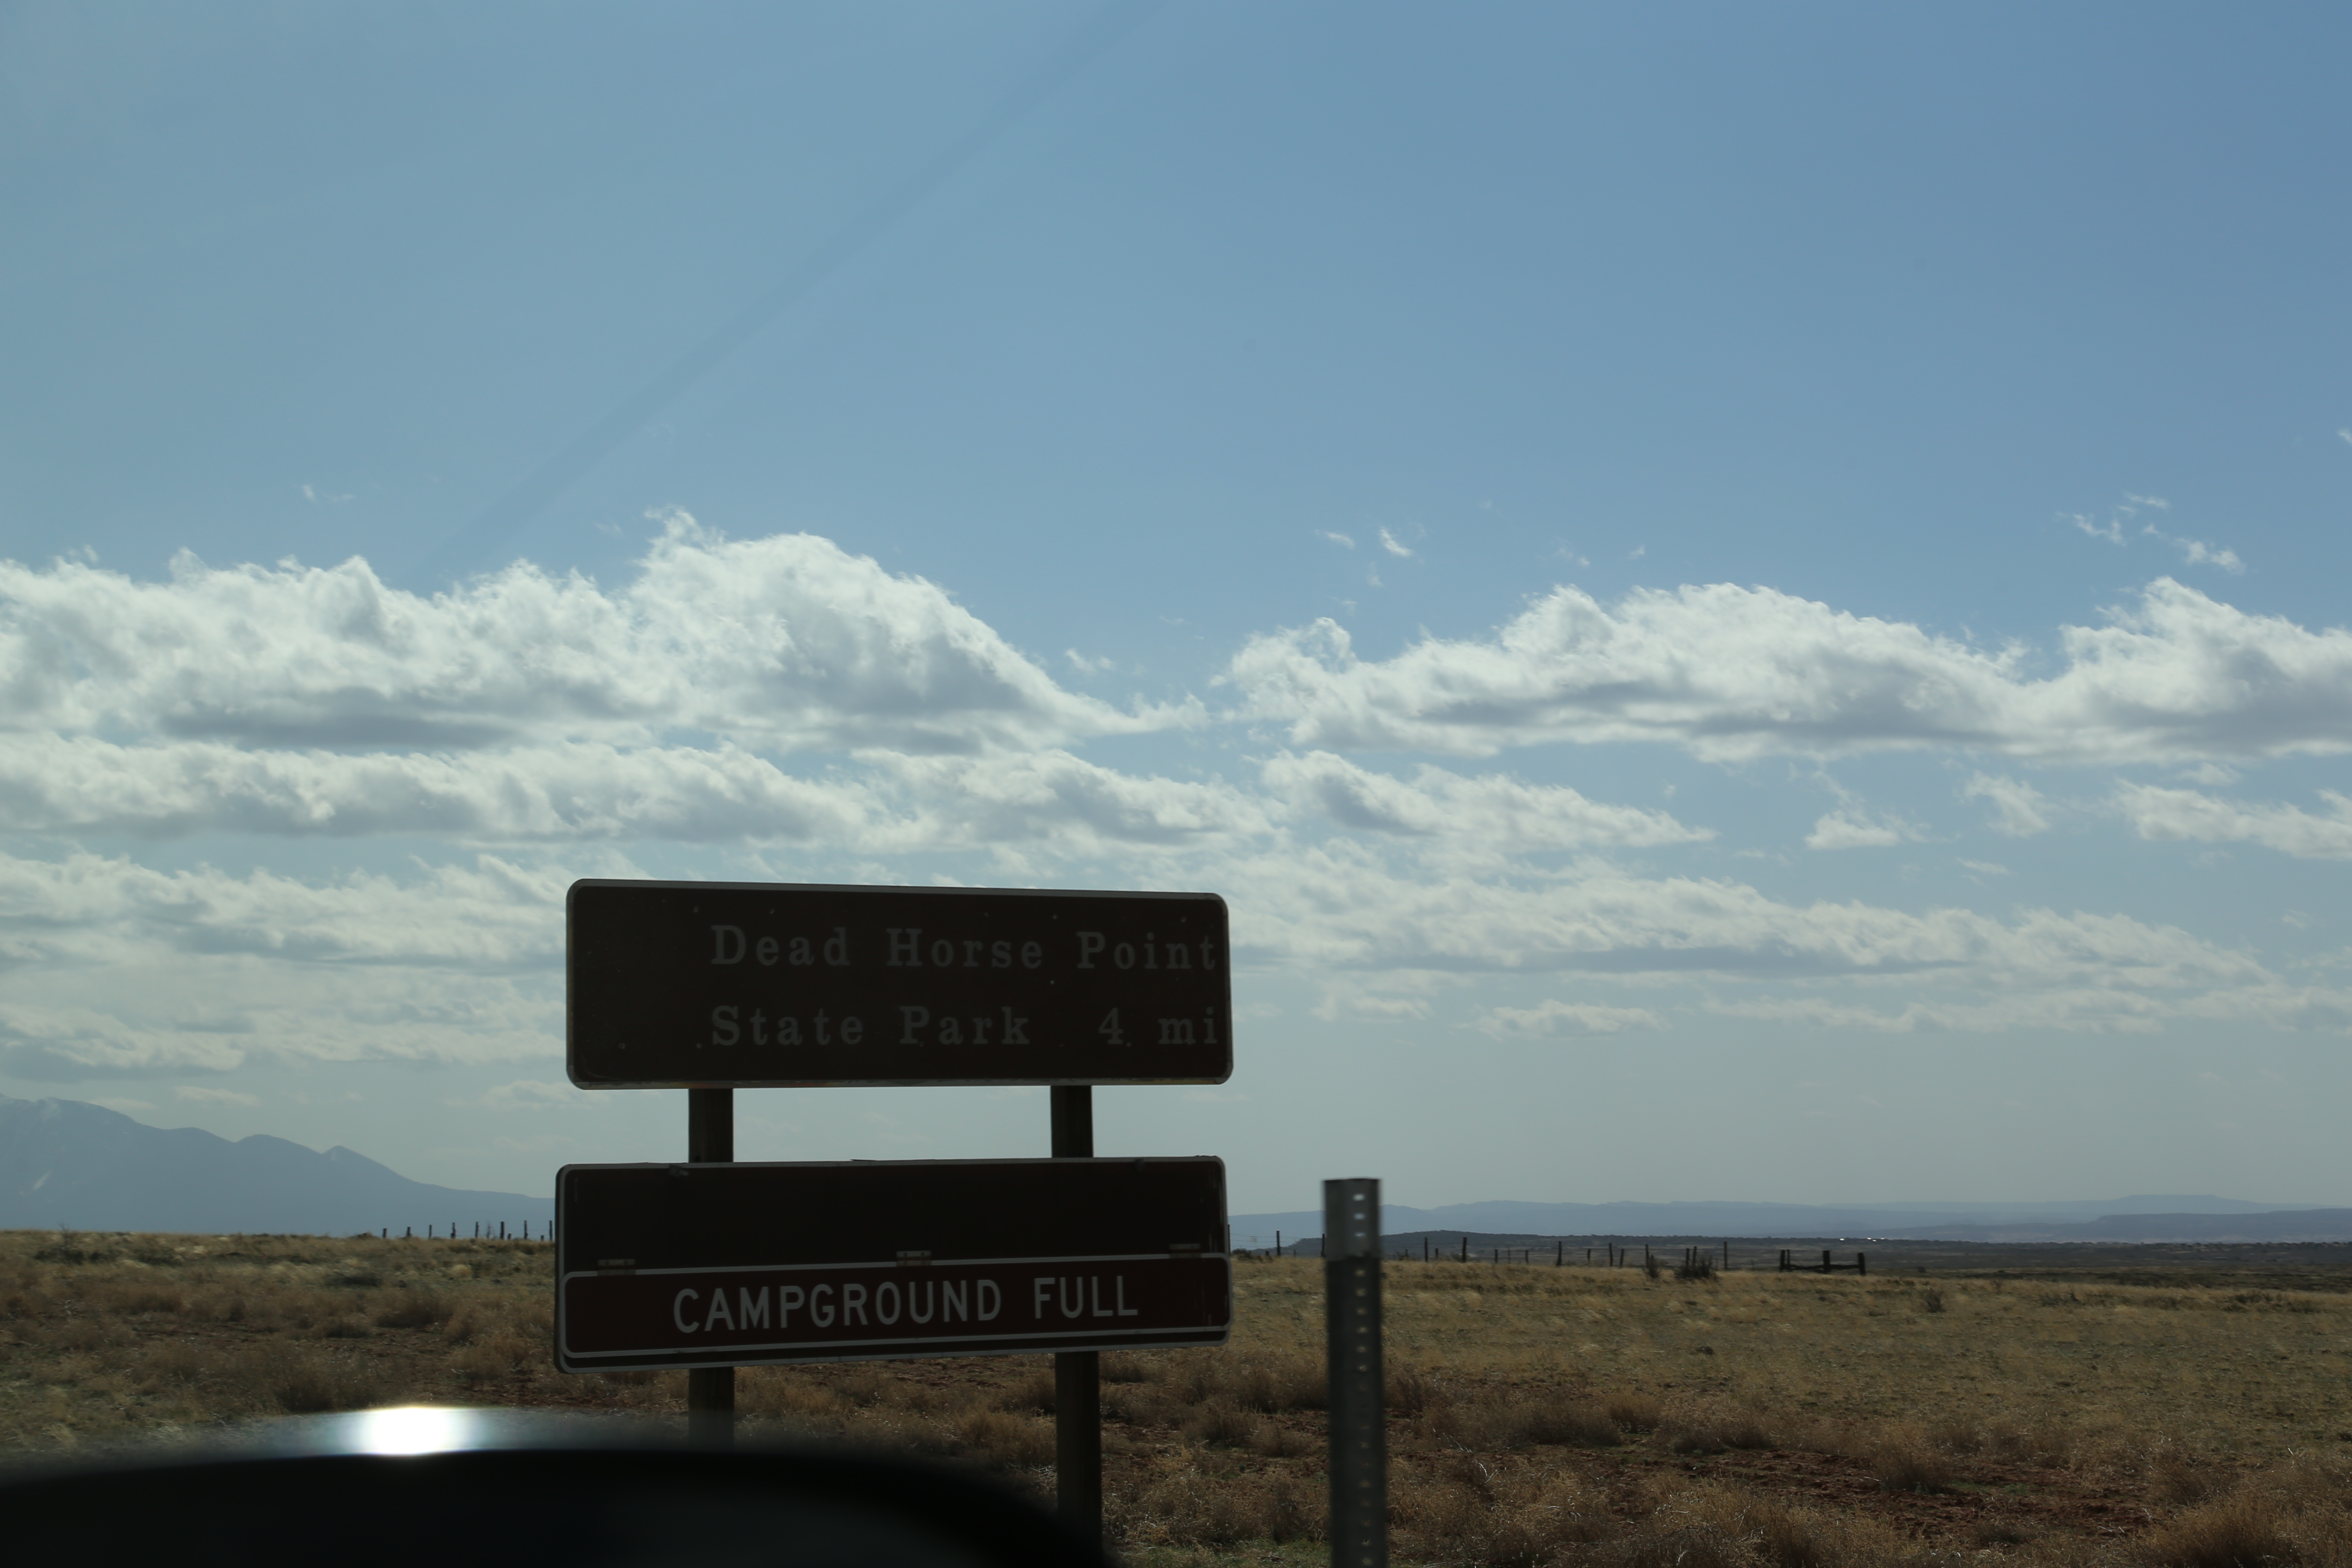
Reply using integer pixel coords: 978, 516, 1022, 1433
0, 1095, 551, 1236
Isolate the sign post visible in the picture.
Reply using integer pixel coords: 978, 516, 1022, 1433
1051, 1085, 1100, 1540
684, 1086, 732, 1446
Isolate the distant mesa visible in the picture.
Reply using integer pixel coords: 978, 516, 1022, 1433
0, 1096, 551, 1237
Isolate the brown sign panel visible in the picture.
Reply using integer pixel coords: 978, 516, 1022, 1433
553, 1157, 1230, 1372
567, 879, 1231, 1088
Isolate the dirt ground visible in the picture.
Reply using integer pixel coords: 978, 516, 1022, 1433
4, 1231, 2350, 1565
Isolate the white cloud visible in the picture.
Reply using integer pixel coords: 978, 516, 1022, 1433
1472, 999, 1665, 1037
1805, 810, 1906, 850
1261, 751, 1709, 851
1318, 531, 1355, 549
1312, 989, 1432, 1023
1378, 528, 1414, 559
2115, 783, 2352, 860
1226, 578, 2352, 765
0, 512, 1176, 757
0, 849, 568, 1077
1225, 847, 2262, 992
0, 734, 877, 842
1960, 773, 2052, 836
2176, 539, 2245, 573
1712, 981, 2352, 1036
1957, 859, 2011, 877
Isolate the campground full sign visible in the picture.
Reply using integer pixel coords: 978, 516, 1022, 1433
554, 1157, 1230, 1373
567, 880, 1232, 1088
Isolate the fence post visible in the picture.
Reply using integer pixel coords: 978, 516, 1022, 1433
1051, 1085, 1102, 1545
686, 1086, 735, 1449
1326, 1178, 1387, 1568
1858, 1252, 1867, 1278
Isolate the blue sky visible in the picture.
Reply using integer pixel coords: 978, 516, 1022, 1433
6, 1, 2352, 1214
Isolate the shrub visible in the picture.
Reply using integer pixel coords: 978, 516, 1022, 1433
950, 1407, 1054, 1468
1386, 1365, 1438, 1415
1515, 1402, 1621, 1447
2147, 1449, 2235, 1507
1749, 1501, 1829, 1568
737, 1366, 847, 1419
245, 1347, 383, 1414
451, 1330, 534, 1384
1100, 1383, 1171, 1427
1605, 1393, 1663, 1434
1919, 1286, 1946, 1313
1182, 1402, 1260, 1448
137, 1339, 210, 1388
2139, 1492, 2297, 1568
371, 1289, 450, 1329
999, 1367, 1056, 1414
1868, 1436, 1947, 1494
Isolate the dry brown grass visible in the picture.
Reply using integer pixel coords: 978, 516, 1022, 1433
7, 1236, 2352, 1564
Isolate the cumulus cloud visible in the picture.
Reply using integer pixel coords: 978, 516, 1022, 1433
2176, 539, 2246, 574
0, 734, 876, 842
2115, 783, 2352, 860
0, 849, 570, 1077
0, 819, 2300, 1077
1805, 810, 1905, 850
1960, 773, 2052, 836
2, 520, 2335, 1077
1261, 751, 1709, 851
1711, 978, 2352, 1035
0, 513, 1173, 756
1223, 846, 2262, 992
1225, 579, 2352, 765
1472, 999, 1666, 1037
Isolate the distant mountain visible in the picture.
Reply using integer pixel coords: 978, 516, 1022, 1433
1227, 1194, 2347, 1248
1869, 1210, 2352, 1244
0, 1096, 551, 1237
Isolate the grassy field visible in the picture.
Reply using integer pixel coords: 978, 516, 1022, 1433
4, 1230, 2350, 1564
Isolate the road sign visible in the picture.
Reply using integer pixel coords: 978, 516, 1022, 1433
567, 879, 1231, 1088
554, 1156, 1231, 1372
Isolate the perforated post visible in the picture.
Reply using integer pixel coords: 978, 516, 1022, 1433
1326, 1178, 1387, 1568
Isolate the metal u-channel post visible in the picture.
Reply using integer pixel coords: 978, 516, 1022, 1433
687, 1087, 734, 1447
1051, 1085, 1102, 1543
1326, 1177, 1387, 1568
